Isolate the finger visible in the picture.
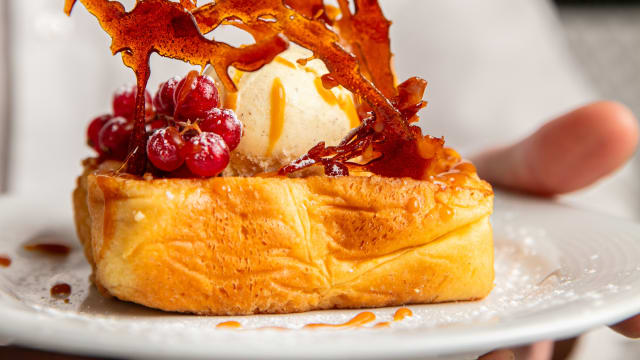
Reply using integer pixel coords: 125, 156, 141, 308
478, 349, 514, 360
478, 341, 554, 360
610, 314, 640, 338
552, 337, 579, 360
513, 340, 554, 360
473, 101, 639, 195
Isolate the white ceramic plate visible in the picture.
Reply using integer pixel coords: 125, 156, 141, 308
0, 191, 639, 360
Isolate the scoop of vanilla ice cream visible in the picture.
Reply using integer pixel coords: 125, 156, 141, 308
205, 43, 359, 176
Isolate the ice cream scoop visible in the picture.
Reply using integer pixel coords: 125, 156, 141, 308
205, 43, 360, 176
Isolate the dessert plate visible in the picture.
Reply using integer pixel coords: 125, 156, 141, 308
0, 191, 639, 359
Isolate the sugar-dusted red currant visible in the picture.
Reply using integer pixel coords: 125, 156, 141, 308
147, 127, 185, 172
183, 132, 229, 177
200, 108, 243, 151
146, 118, 167, 133
153, 76, 180, 117
173, 71, 220, 121
87, 114, 112, 153
113, 84, 153, 120
98, 116, 133, 160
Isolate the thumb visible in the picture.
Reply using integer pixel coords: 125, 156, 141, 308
473, 101, 639, 195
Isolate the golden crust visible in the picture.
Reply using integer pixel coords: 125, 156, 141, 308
73, 161, 494, 315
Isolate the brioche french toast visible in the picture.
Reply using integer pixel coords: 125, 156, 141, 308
74, 156, 493, 314
68, 0, 495, 315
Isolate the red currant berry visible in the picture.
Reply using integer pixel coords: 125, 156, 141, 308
153, 76, 180, 117
183, 132, 229, 177
200, 108, 243, 151
87, 114, 112, 153
113, 84, 153, 120
146, 118, 167, 133
173, 71, 220, 121
98, 116, 133, 160
147, 127, 185, 172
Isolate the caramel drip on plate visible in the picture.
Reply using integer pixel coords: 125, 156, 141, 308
215, 310, 409, 330
216, 321, 242, 329
393, 307, 413, 321
304, 311, 375, 329
371, 308, 412, 329
223, 70, 245, 111
24, 243, 71, 255
258, 326, 289, 331
267, 77, 286, 156
0, 255, 10, 267
50, 283, 72, 299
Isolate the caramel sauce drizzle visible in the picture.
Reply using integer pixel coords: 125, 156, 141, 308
314, 77, 338, 106
24, 243, 71, 256
304, 311, 376, 329
313, 77, 360, 128
214, 309, 412, 330
216, 320, 242, 329
223, 69, 245, 111
0, 255, 10, 267
258, 326, 289, 331
65, 0, 445, 179
267, 77, 286, 156
302, 65, 321, 77
338, 94, 360, 129
50, 283, 72, 299
372, 308, 413, 328
274, 56, 297, 69
393, 307, 413, 321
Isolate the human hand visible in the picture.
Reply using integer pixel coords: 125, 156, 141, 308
472, 101, 640, 360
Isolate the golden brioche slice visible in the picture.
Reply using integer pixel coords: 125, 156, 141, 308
73, 159, 494, 315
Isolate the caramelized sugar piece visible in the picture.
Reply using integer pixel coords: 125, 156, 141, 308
65, 0, 444, 179
334, 0, 396, 99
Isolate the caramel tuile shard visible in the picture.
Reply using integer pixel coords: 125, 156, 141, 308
65, 0, 443, 179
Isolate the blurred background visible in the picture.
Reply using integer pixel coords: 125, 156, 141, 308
0, 0, 638, 359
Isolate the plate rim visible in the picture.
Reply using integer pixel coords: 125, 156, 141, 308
1, 193, 640, 359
